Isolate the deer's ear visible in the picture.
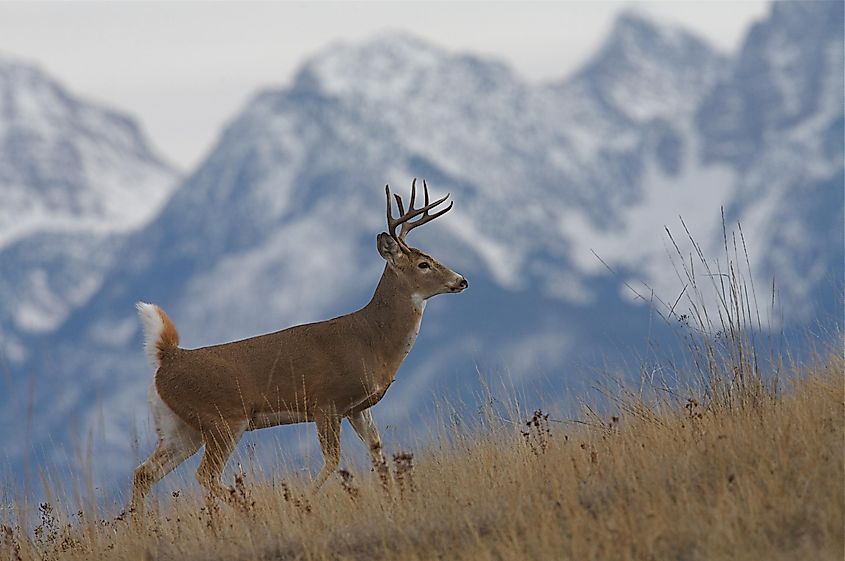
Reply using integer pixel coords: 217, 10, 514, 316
377, 232, 402, 263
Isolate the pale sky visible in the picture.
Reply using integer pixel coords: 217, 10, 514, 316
0, 1, 769, 171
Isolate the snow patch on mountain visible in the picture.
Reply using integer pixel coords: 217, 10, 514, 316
0, 56, 178, 247
560, 127, 738, 310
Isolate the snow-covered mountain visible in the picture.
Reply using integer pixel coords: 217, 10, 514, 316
699, 1, 844, 320
557, 2, 843, 325
0, 55, 179, 362
1, 2, 841, 490
559, 10, 727, 124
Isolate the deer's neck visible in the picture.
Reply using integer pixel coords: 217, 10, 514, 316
360, 265, 426, 361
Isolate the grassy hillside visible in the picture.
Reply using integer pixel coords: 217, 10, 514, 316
2, 351, 842, 561
3, 227, 843, 561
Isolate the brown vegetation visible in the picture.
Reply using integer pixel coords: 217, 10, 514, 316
2, 352, 842, 561
3, 219, 842, 560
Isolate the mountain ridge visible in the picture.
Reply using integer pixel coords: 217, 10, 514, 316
0, 54, 179, 362
1, 3, 841, 491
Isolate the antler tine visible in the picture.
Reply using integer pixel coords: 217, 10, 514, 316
401, 199, 453, 237
401, 191, 449, 226
386, 180, 452, 242
409, 178, 417, 210
399, 179, 451, 238
385, 184, 400, 239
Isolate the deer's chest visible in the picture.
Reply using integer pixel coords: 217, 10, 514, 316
347, 299, 425, 411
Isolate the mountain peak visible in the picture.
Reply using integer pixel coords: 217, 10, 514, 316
562, 9, 725, 122
290, 30, 515, 103
0, 52, 68, 125
770, 0, 843, 36
610, 8, 712, 51
696, 0, 843, 166
0, 50, 48, 74
291, 31, 441, 96
0, 53, 179, 247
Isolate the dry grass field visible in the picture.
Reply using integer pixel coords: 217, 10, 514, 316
2, 227, 843, 561
2, 350, 842, 561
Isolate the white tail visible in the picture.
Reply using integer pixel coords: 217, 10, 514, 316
135, 302, 179, 369
130, 180, 467, 513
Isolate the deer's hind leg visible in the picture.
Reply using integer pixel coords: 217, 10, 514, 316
131, 386, 202, 514
196, 419, 247, 500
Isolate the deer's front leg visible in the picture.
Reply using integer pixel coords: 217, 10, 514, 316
312, 409, 342, 491
348, 408, 386, 469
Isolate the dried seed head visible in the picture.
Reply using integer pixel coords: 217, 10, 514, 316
338, 469, 360, 501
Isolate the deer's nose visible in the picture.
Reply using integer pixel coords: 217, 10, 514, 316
458, 277, 468, 289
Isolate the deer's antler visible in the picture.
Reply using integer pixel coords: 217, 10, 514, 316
385, 179, 452, 244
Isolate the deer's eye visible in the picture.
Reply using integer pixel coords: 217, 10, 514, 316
418, 262, 430, 269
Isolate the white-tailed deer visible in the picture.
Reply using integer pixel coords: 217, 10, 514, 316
131, 180, 467, 511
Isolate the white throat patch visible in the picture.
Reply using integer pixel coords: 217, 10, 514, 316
411, 293, 426, 313
403, 293, 426, 358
